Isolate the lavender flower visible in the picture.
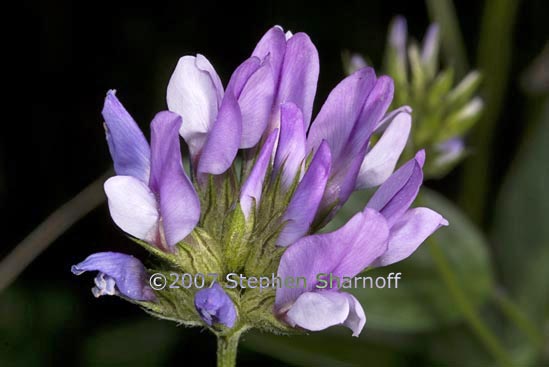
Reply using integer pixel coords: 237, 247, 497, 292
73, 26, 448, 363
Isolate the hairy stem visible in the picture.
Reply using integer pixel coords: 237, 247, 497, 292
217, 331, 242, 367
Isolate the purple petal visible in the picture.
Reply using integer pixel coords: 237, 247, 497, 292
356, 111, 411, 189
275, 208, 388, 309
71, 252, 156, 301
307, 68, 376, 162
346, 76, 394, 159
320, 76, 395, 209
102, 90, 151, 183
197, 93, 242, 174
239, 129, 278, 219
104, 176, 159, 244
273, 102, 307, 188
149, 111, 200, 249
252, 26, 287, 87
366, 150, 425, 226
166, 55, 223, 161
276, 32, 319, 129
228, 57, 276, 148
277, 141, 331, 247
373, 207, 449, 267
194, 283, 237, 328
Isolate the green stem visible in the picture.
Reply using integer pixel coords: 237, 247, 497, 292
0, 169, 112, 292
459, 0, 520, 224
217, 332, 242, 367
428, 240, 514, 367
492, 288, 545, 349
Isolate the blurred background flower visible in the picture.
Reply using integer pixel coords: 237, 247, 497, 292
344, 16, 483, 178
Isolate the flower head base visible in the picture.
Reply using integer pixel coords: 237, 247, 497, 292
345, 16, 483, 178
73, 25, 447, 339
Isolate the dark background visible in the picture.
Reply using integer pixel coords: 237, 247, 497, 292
3, 0, 548, 366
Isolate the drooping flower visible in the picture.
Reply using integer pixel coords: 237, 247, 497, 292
73, 26, 447, 357
71, 252, 156, 301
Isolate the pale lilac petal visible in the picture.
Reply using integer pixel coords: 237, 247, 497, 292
252, 26, 287, 83
373, 207, 449, 267
277, 141, 331, 247
374, 105, 412, 130
275, 209, 388, 308
435, 138, 465, 166
194, 283, 237, 328
284, 291, 350, 332
367, 150, 425, 226
149, 111, 200, 249
356, 111, 411, 189
239, 129, 278, 219
231, 57, 276, 148
102, 90, 151, 183
348, 54, 368, 74
104, 176, 159, 243
273, 102, 307, 188
71, 252, 156, 301
389, 16, 407, 67
342, 293, 367, 337
307, 68, 377, 161
421, 23, 440, 64
166, 55, 223, 160
197, 93, 242, 174
277, 33, 319, 129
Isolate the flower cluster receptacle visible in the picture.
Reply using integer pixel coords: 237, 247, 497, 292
72, 25, 448, 349
345, 16, 484, 178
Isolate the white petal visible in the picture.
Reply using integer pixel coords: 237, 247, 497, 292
356, 111, 411, 189
166, 55, 223, 157
104, 176, 159, 242
286, 291, 349, 332
342, 293, 366, 337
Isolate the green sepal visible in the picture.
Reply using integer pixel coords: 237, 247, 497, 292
446, 70, 482, 110
174, 228, 224, 274
223, 204, 253, 272
240, 288, 299, 335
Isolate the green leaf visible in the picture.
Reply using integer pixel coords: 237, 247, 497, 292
0, 287, 81, 366
242, 330, 404, 367
328, 188, 494, 332
81, 318, 180, 367
492, 98, 549, 365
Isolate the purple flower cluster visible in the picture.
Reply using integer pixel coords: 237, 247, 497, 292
72, 26, 447, 336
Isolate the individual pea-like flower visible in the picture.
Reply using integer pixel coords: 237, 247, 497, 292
72, 25, 448, 365
345, 16, 483, 178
